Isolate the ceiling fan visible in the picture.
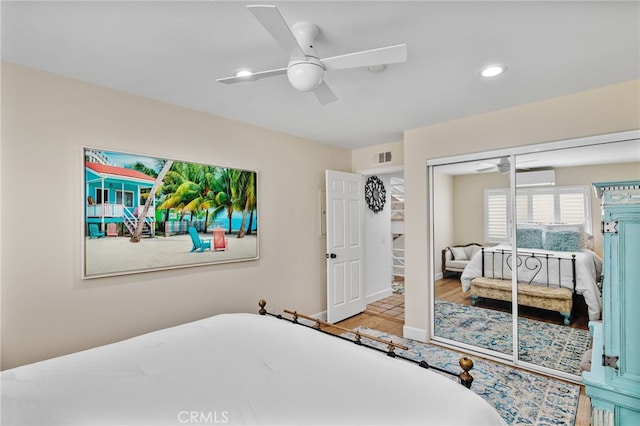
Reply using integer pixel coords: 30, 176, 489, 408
476, 157, 538, 174
216, 5, 408, 104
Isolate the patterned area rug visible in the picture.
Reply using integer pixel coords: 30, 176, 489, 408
434, 300, 591, 376
355, 327, 580, 426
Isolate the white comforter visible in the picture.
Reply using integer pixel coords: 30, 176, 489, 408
1, 313, 505, 425
460, 245, 602, 320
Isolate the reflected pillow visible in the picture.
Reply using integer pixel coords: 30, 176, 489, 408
469, 244, 482, 259
544, 230, 583, 252
516, 228, 543, 249
545, 223, 586, 249
450, 247, 468, 260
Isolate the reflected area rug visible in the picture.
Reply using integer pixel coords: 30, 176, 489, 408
355, 327, 580, 426
434, 300, 590, 376
391, 280, 405, 294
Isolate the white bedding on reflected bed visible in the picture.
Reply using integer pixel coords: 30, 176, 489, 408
1, 313, 505, 425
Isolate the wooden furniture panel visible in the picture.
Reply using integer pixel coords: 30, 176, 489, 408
583, 180, 640, 425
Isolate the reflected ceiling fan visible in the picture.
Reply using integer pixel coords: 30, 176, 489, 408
476, 157, 537, 174
216, 5, 407, 104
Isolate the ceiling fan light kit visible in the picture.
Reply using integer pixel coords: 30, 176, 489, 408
216, 4, 407, 104
476, 156, 540, 174
476, 156, 511, 174
287, 59, 324, 92
368, 64, 387, 73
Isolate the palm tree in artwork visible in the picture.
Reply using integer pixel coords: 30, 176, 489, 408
157, 162, 219, 229
234, 170, 256, 238
131, 161, 159, 210
210, 168, 236, 234
130, 160, 173, 243
131, 161, 159, 179
155, 162, 190, 226
155, 164, 257, 237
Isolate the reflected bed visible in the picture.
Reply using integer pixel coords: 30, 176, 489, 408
461, 244, 602, 321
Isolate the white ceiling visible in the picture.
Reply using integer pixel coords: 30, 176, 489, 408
2, 1, 639, 149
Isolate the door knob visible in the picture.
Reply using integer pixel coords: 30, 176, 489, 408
326, 253, 337, 259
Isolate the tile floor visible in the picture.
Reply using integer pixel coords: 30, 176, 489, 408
366, 293, 404, 321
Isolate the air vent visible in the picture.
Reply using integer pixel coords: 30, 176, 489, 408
372, 151, 392, 165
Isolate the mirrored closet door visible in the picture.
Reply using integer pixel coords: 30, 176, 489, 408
431, 156, 514, 359
430, 135, 640, 379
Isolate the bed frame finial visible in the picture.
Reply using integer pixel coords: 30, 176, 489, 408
258, 299, 267, 315
459, 357, 474, 389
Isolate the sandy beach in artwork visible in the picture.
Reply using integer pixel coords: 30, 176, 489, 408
85, 231, 258, 277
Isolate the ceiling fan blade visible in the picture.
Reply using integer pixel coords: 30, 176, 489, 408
476, 162, 497, 172
313, 81, 338, 105
516, 158, 538, 164
247, 5, 307, 60
476, 166, 497, 172
321, 43, 407, 71
216, 68, 287, 84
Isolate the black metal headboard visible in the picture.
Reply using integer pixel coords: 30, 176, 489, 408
480, 247, 577, 292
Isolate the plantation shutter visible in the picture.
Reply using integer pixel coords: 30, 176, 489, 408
485, 189, 509, 242
516, 194, 529, 223
559, 192, 586, 224
531, 193, 555, 223
485, 185, 591, 243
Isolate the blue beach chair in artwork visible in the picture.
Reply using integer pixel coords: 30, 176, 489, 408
89, 224, 105, 239
188, 227, 211, 253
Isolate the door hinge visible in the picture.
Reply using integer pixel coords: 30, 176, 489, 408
602, 354, 619, 370
601, 220, 618, 234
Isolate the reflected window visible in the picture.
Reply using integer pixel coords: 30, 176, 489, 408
485, 185, 591, 243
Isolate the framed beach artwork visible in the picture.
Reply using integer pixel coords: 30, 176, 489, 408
83, 148, 258, 278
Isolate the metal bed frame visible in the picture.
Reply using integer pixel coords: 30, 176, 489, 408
258, 299, 475, 389
480, 247, 577, 292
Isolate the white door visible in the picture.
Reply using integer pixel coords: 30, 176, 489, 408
325, 170, 365, 323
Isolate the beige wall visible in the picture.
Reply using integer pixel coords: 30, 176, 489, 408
0, 63, 351, 369
432, 171, 454, 276
451, 173, 509, 247
432, 170, 507, 276
404, 79, 640, 338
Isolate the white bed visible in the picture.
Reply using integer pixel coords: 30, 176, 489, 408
460, 244, 602, 320
1, 312, 505, 425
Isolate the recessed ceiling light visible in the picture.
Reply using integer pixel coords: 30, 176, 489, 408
481, 65, 506, 78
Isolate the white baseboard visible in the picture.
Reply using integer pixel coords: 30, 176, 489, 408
403, 325, 428, 343
366, 288, 393, 305
434, 272, 443, 281
311, 310, 327, 322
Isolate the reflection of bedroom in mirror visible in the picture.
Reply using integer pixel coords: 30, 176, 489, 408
429, 135, 640, 380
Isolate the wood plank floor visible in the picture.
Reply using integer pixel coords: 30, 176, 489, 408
333, 284, 591, 426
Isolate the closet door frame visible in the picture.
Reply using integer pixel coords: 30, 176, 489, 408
427, 129, 640, 383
